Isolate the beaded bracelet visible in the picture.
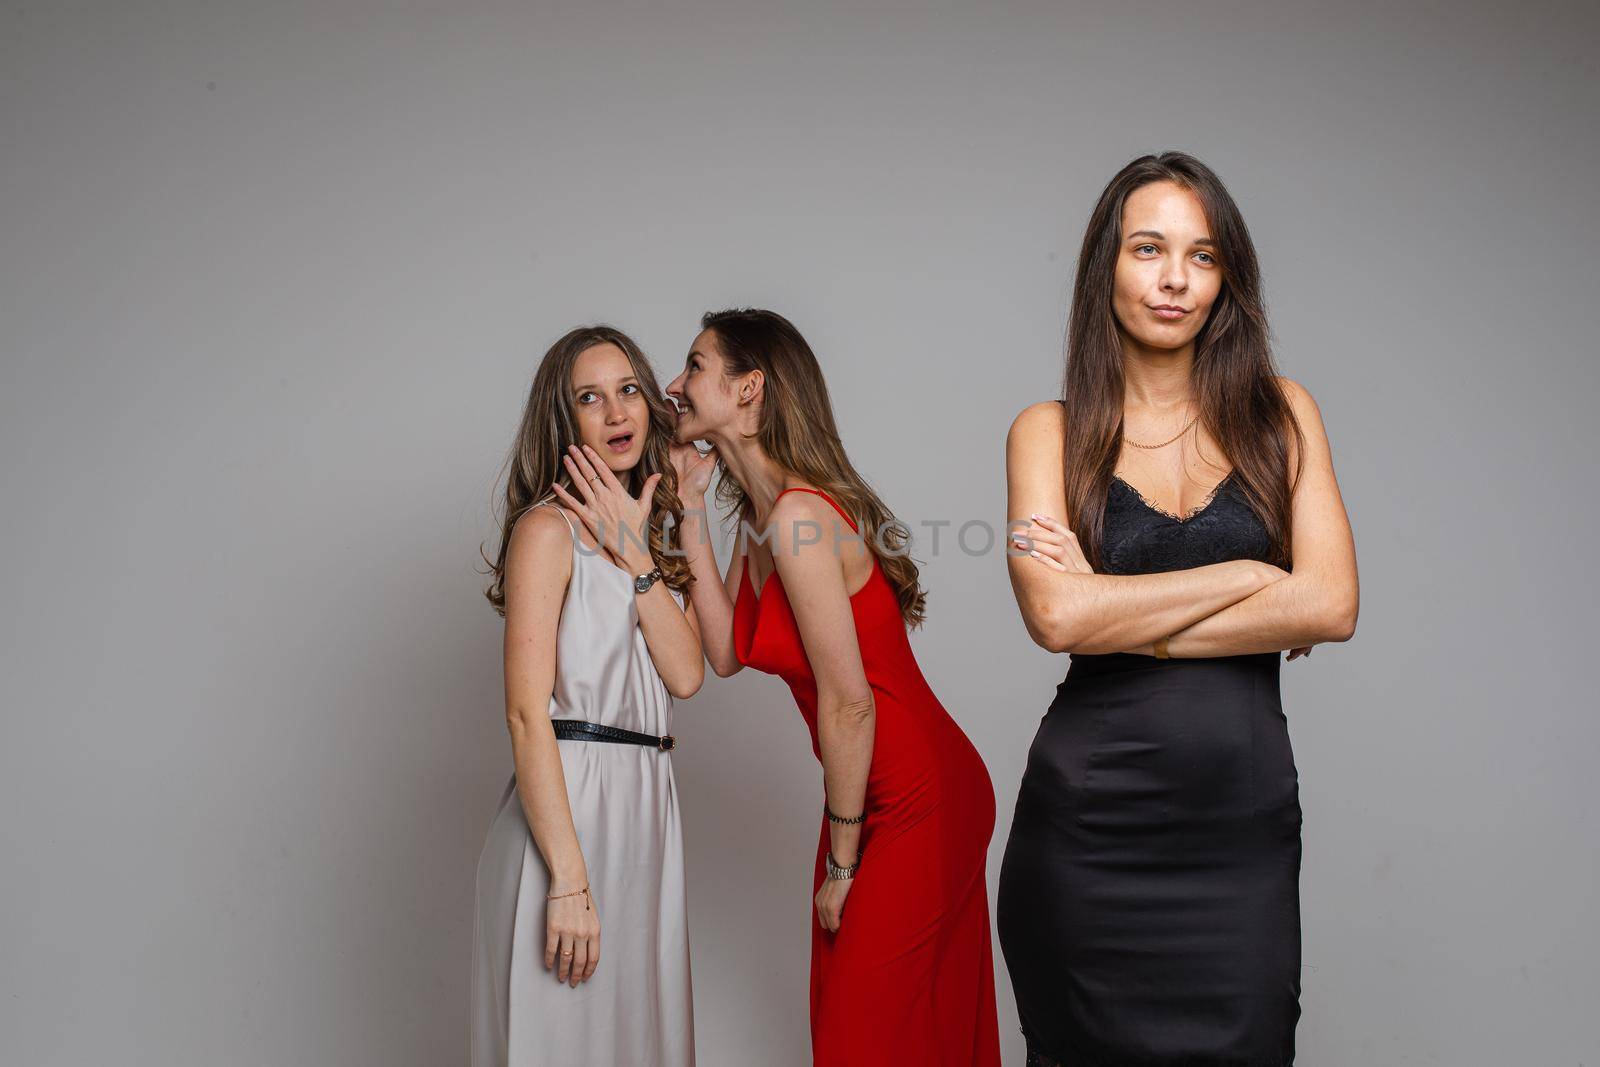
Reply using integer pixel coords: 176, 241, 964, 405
825, 804, 866, 825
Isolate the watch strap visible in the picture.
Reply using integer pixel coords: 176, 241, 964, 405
825, 850, 860, 880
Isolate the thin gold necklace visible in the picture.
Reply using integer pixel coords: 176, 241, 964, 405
1124, 411, 1197, 450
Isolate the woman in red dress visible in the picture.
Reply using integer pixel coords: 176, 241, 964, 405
664, 308, 1002, 1066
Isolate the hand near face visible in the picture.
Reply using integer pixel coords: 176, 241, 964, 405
551, 443, 661, 574
669, 439, 719, 500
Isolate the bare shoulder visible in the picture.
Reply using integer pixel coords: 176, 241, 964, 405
1271, 376, 1342, 497
1008, 399, 1066, 446
1273, 375, 1333, 462
505, 504, 575, 583
768, 489, 849, 552
1274, 375, 1326, 431
1008, 400, 1067, 482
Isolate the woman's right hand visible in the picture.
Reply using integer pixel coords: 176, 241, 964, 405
545, 885, 601, 987
669, 439, 718, 499
1014, 513, 1093, 573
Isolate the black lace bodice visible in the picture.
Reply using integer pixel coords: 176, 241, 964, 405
1101, 469, 1275, 576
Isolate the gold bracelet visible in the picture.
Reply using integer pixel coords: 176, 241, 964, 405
1153, 635, 1170, 659
547, 885, 592, 910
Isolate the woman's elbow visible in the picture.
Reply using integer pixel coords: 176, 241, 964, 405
821, 695, 875, 728
667, 663, 706, 700
503, 707, 549, 741
1327, 599, 1359, 642
1318, 588, 1359, 643
1024, 602, 1081, 654
709, 654, 743, 679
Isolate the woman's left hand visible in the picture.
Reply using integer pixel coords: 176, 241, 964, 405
1014, 514, 1093, 573
815, 875, 854, 934
551, 443, 661, 574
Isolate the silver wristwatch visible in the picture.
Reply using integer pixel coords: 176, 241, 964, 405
825, 850, 860, 881
633, 566, 663, 594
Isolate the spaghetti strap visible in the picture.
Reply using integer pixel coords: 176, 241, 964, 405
527, 498, 578, 539
775, 486, 858, 533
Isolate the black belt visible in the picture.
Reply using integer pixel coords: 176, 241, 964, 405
550, 718, 676, 751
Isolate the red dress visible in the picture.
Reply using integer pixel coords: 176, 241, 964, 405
733, 487, 1003, 1066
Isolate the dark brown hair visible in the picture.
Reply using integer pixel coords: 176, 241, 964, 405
481, 325, 692, 615
1060, 151, 1303, 570
700, 308, 928, 628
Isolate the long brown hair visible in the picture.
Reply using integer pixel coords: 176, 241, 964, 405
481, 325, 692, 615
701, 308, 928, 628
1061, 151, 1303, 571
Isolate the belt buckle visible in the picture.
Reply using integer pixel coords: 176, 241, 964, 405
658, 735, 676, 751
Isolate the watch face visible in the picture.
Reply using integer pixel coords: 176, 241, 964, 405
634, 575, 651, 593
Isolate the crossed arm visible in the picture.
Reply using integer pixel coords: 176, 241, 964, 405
1006, 379, 1358, 657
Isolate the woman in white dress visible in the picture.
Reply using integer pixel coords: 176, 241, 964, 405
472, 325, 704, 1066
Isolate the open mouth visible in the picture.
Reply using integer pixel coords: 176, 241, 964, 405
604, 431, 635, 452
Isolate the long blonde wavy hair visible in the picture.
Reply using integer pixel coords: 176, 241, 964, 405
481, 325, 692, 615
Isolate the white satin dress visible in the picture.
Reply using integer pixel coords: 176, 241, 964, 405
471, 499, 694, 1066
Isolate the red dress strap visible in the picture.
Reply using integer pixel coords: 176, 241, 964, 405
775, 486, 859, 533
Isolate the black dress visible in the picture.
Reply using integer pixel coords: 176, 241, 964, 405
997, 463, 1302, 1066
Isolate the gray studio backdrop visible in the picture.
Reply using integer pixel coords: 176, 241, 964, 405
3, 1, 1596, 1064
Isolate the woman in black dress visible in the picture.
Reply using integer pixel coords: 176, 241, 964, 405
997, 151, 1359, 1066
